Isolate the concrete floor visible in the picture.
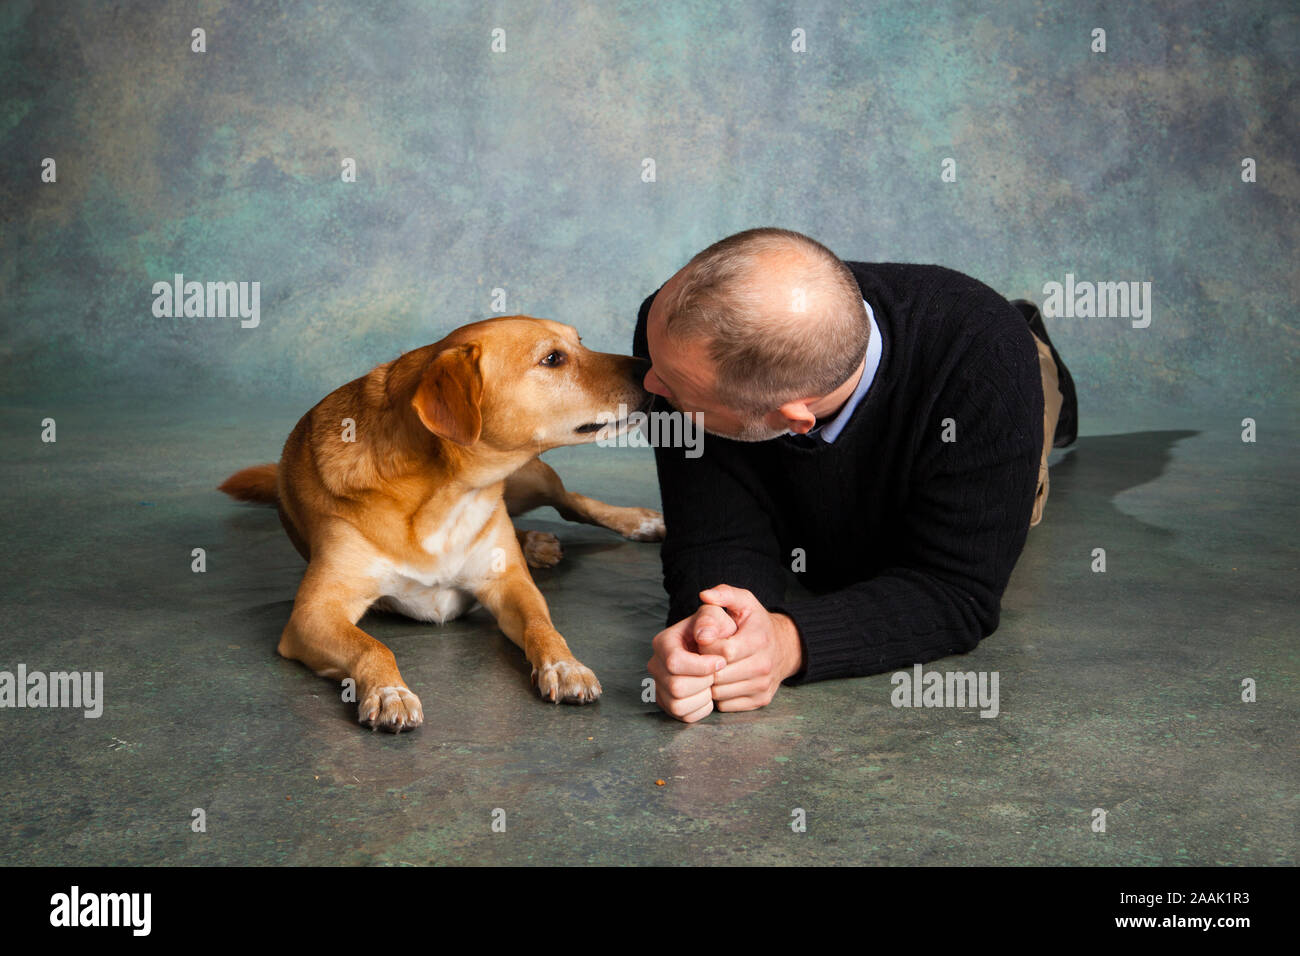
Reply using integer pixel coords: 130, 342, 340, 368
0, 396, 1295, 866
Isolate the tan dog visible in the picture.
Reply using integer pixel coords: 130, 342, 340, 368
219, 316, 664, 732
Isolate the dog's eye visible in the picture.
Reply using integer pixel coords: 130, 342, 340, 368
539, 351, 566, 367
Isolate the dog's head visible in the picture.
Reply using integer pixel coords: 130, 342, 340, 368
409, 316, 650, 452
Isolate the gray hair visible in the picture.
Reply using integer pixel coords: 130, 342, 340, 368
659, 228, 869, 414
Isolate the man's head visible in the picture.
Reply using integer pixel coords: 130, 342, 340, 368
643, 228, 870, 441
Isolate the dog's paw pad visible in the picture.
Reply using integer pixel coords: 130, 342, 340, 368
521, 530, 563, 568
531, 660, 602, 705
358, 685, 423, 733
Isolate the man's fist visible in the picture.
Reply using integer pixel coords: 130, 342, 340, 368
647, 586, 805, 722
697, 585, 804, 712
647, 603, 737, 723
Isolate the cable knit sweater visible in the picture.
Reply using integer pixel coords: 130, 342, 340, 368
631, 261, 1044, 684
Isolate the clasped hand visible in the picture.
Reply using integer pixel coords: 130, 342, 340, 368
647, 585, 803, 723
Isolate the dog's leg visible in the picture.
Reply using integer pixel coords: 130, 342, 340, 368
278, 559, 423, 733
504, 458, 665, 541
476, 520, 601, 704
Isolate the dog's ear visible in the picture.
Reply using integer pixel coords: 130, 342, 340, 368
412, 343, 483, 445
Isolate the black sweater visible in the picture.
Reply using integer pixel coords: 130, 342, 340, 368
631, 261, 1044, 684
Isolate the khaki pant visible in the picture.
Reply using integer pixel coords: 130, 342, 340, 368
1029, 331, 1063, 528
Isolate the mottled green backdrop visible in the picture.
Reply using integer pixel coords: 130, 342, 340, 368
2, 0, 1296, 413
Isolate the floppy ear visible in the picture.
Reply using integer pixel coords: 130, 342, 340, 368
412, 343, 483, 445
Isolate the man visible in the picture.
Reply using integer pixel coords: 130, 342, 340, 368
633, 228, 1077, 723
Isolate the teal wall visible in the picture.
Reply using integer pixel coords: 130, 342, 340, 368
2, 0, 1296, 413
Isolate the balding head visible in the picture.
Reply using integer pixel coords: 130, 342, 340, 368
653, 228, 868, 417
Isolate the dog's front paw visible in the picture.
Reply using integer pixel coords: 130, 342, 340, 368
358, 684, 423, 733
531, 659, 602, 705
520, 530, 563, 568
611, 507, 665, 542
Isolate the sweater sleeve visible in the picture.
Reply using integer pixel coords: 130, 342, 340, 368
772, 329, 1044, 685
632, 291, 789, 626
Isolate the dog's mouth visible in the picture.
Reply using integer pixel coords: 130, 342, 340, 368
574, 394, 654, 435
575, 414, 636, 435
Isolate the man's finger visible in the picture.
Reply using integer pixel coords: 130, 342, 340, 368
694, 617, 745, 661
695, 633, 746, 665
663, 647, 727, 676
651, 620, 727, 675
700, 618, 770, 667
715, 693, 772, 712
661, 686, 713, 720
651, 617, 693, 655
711, 651, 773, 688
691, 603, 736, 644
710, 675, 772, 701
692, 605, 743, 662
698, 584, 760, 623
679, 698, 714, 723
648, 657, 715, 700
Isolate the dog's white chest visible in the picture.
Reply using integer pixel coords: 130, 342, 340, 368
367, 489, 499, 623
417, 488, 498, 558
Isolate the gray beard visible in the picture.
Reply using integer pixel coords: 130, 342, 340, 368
707, 417, 790, 443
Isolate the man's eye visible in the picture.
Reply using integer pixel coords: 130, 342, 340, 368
539, 351, 566, 367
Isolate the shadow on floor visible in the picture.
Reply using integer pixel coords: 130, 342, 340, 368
1041, 429, 1199, 536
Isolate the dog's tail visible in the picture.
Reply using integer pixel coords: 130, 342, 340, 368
219, 463, 278, 504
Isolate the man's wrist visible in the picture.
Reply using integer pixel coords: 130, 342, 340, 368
772, 612, 804, 680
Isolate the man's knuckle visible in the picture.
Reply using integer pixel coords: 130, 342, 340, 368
672, 700, 698, 718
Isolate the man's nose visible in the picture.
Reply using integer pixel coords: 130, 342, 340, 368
643, 365, 669, 398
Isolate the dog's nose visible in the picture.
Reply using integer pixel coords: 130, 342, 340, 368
628, 356, 652, 389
